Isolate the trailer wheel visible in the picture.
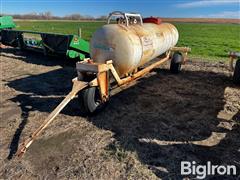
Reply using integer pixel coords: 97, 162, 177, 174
233, 59, 240, 85
77, 72, 106, 114
170, 53, 183, 74
81, 87, 106, 114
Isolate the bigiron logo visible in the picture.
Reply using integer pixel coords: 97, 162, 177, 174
181, 161, 237, 179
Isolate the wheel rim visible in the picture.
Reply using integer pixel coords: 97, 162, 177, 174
178, 64, 181, 71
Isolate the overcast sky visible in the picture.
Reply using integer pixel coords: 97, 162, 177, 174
1, 0, 240, 18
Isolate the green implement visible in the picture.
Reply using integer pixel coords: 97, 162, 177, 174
0, 16, 16, 30
1, 29, 90, 61
67, 35, 90, 60
0, 16, 89, 61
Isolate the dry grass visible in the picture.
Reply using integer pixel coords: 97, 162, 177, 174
0, 48, 239, 179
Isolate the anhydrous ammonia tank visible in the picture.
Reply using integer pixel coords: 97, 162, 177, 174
90, 21, 179, 76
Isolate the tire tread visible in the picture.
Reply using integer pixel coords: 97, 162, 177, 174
233, 59, 240, 85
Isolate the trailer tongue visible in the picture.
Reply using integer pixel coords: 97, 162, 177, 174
16, 79, 89, 157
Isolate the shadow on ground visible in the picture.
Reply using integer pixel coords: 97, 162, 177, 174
88, 69, 240, 179
2, 47, 77, 159
5, 49, 240, 178
1, 47, 76, 67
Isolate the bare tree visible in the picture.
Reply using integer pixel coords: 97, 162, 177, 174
44, 11, 52, 20
64, 13, 83, 20
96, 15, 107, 20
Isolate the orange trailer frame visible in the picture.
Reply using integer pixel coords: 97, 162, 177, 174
16, 46, 190, 158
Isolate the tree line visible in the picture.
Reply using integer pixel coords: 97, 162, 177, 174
0, 11, 107, 20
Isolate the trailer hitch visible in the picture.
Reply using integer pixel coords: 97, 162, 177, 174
16, 78, 89, 158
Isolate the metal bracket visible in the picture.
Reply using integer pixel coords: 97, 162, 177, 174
170, 46, 191, 63
107, 11, 143, 26
229, 51, 240, 71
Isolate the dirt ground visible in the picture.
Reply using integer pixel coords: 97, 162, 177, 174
0, 47, 239, 179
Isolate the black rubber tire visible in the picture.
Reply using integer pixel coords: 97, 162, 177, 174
233, 59, 240, 85
81, 87, 106, 114
77, 72, 107, 114
170, 53, 183, 74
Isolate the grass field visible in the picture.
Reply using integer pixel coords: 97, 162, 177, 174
16, 21, 240, 61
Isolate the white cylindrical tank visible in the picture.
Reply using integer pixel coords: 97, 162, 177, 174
90, 23, 179, 76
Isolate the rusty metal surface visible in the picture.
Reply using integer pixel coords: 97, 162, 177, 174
116, 53, 171, 85
90, 23, 178, 76
97, 71, 109, 101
